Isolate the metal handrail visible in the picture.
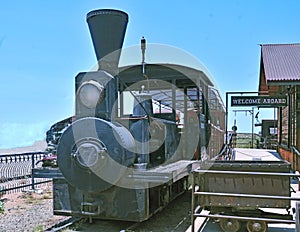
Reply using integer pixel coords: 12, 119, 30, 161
0, 151, 45, 159
194, 169, 300, 177
211, 144, 227, 161
0, 151, 49, 194
292, 146, 300, 157
193, 212, 295, 224
291, 146, 300, 171
211, 133, 235, 161
195, 191, 300, 201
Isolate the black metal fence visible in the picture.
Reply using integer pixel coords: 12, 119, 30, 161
0, 152, 51, 195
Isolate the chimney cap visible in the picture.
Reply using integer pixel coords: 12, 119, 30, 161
87, 9, 128, 22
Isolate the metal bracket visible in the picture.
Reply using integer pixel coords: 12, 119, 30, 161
81, 201, 101, 216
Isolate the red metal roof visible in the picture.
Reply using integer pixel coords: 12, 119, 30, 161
261, 43, 300, 82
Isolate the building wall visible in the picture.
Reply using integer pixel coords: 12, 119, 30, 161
296, 86, 300, 150
280, 105, 289, 145
276, 85, 300, 171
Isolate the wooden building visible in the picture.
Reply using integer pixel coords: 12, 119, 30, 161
258, 43, 300, 170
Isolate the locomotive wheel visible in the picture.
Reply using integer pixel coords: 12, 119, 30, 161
246, 220, 267, 232
219, 218, 241, 232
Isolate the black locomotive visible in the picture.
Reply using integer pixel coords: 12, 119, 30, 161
53, 9, 225, 222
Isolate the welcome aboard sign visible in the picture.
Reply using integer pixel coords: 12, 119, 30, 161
231, 96, 287, 107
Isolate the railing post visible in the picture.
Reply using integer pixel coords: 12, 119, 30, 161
191, 171, 195, 232
31, 153, 35, 190
296, 202, 300, 232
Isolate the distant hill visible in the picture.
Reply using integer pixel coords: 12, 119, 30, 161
0, 140, 47, 155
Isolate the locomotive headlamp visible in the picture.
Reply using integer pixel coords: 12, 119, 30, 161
77, 80, 104, 108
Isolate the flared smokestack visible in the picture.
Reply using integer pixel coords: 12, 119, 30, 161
86, 9, 128, 74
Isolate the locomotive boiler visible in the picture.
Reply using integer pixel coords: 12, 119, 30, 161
53, 9, 225, 222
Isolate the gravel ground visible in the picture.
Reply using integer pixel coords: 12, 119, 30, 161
0, 182, 69, 232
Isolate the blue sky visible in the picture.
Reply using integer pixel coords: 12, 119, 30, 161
0, 0, 300, 148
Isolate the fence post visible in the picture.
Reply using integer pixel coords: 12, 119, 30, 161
296, 202, 300, 232
191, 171, 195, 232
31, 153, 35, 190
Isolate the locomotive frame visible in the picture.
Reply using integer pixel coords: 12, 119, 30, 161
52, 9, 225, 222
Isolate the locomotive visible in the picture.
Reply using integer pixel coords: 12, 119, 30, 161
53, 9, 225, 222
